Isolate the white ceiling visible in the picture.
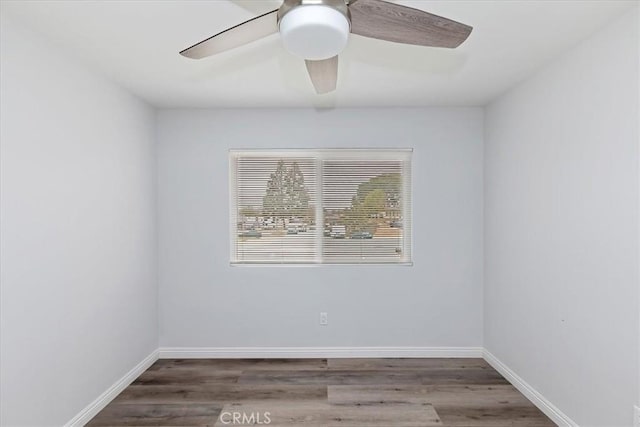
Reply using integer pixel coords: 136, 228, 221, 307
2, 0, 636, 108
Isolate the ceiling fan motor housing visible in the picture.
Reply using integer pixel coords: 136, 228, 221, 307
278, 0, 352, 61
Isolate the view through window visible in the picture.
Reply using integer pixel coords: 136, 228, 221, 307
230, 149, 412, 264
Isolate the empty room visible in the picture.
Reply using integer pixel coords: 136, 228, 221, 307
0, 0, 638, 426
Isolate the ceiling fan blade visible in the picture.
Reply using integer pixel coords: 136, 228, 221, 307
180, 9, 279, 59
349, 0, 472, 49
305, 56, 339, 94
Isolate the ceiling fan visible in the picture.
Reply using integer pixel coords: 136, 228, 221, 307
180, 0, 472, 94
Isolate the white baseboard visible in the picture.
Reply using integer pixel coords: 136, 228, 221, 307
158, 346, 484, 359
64, 349, 159, 427
64, 347, 579, 427
483, 349, 578, 427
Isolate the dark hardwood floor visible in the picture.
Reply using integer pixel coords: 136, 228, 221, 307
87, 358, 556, 426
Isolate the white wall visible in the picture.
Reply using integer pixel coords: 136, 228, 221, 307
484, 8, 639, 427
637, 4, 640, 418
156, 108, 483, 349
0, 14, 158, 427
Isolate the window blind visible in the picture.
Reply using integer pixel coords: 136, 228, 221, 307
230, 149, 412, 265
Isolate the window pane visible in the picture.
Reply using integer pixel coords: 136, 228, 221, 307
322, 159, 410, 264
232, 156, 317, 263
230, 149, 412, 265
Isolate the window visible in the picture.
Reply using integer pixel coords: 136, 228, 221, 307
230, 149, 412, 265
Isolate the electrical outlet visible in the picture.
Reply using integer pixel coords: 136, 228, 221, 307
319, 312, 328, 326
634, 405, 640, 427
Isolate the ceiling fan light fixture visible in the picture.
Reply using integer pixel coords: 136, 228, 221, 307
279, 5, 350, 61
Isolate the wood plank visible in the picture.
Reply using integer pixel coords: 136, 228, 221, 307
328, 384, 532, 407
213, 401, 441, 427
149, 358, 328, 371
328, 358, 491, 370
132, 369, 242, 386
113, 384, 327, 405
238, 369, 509, 386
436, 405, 557, 426
86, 403, 221, 426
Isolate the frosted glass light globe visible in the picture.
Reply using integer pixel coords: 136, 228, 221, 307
279, 5, 350, 61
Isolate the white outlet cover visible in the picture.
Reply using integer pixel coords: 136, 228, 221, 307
634, 405, 640, 427
319, 312, 328, 326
